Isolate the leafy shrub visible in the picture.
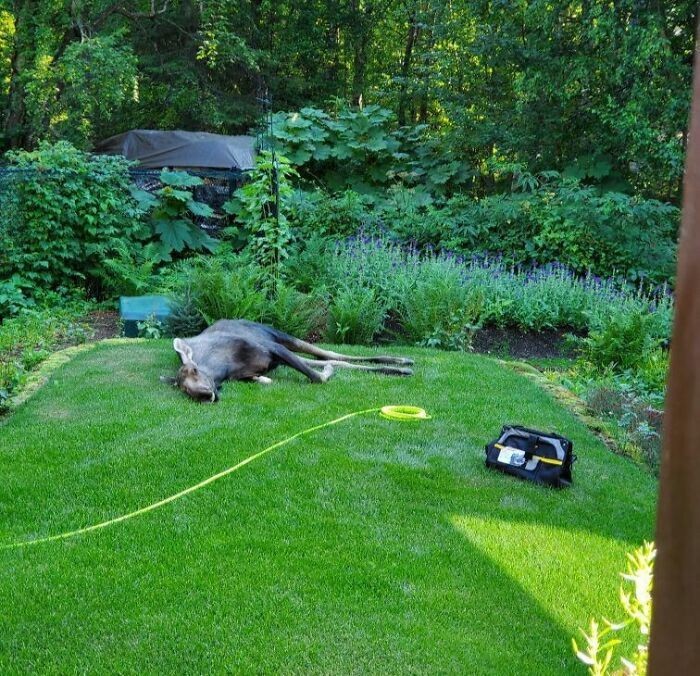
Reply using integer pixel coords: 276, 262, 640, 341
288, 189, 376, 239
101, 241, 164, 297
224, 151, 297, 283
578, 311, 663, 373
131, 169, 218, 261
47, 36, 138, 148
0, 275, 35, 319
271, 105, 472, 195
302, 234, 672, 341
288, 174, 678, 284
573, 542, 655, 675
271, 105, 400, 192
314, 234, 415, 310
398, 259, 483, 350
137, 315, 164, 339
265, 284, 325, 340
282, 233, 334, 293
161, 255, 268, 326
446, 174, 678, 284
325, 286, 386, 345
378, 186, 447, 249
0, 141, 143, 296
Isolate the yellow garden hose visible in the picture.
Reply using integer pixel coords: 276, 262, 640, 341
380, 405, 431, 421
3, 405, 429, 549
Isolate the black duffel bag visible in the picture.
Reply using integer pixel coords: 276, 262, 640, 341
485, 425, 576, 488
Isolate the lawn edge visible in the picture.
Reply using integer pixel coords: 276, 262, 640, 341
500, 359, 622, 453
5, 338, 146, 414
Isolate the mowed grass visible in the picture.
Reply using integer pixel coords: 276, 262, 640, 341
0, 341, 656, 674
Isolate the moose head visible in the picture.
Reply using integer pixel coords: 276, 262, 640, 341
164, 338, 219, 402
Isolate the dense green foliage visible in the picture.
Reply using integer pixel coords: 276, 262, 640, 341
270, 105, 470, 194
161, 237, 673, 354
0, 148, 227, 314
223, 151, 298, 283
0, 303, 91, 411
0, 341, 656, 672
0, 1, 693, 202
290, 180, 679, 283
161, 253, 324, 341
131, 169, 218, 261
0, 142, 141, 297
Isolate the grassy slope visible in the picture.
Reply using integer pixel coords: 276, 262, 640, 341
0, 342, 656, 674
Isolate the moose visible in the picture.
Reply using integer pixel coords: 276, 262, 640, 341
161, 319, 414, 402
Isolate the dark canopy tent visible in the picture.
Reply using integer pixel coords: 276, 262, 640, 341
95, 129, 257, 170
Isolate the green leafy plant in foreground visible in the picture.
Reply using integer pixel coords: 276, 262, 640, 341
398, 258, 484, 350
578, 311, 663, 374
101, 241, 164, 297
573, 542, 655, 675
137, 314, 164, 340
266, 284, 325, 340
160, 255, 268, 326
325, 286, 386, 345
0, 275, 35, 319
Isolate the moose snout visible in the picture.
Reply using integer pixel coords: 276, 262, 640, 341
198, 389, 219, 403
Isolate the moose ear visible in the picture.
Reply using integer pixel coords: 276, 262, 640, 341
173, 338, 195, 365
160, 375, 177, 386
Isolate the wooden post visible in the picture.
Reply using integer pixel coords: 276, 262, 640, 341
648, 35, 700, 675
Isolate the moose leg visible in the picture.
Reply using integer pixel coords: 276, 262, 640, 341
271, 345, 335, 383
273, 333, 413, 366
298, 357, 413, 377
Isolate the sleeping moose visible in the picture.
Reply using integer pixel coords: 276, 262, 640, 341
162, 319, 414, 402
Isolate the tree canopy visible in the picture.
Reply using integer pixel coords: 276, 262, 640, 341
0, 0, 695, 200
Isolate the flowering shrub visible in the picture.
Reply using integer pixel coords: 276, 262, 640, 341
288, 180, 679, 284
299, 233, 673, 347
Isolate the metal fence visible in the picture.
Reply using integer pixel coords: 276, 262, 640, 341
0, 166, 247, 233
129, 168, 245, 231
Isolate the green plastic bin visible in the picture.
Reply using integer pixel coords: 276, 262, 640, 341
119, 295, 172, 338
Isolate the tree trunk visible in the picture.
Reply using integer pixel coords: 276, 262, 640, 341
648, 32, 700, 674
349, 0, 373, 106
3, 6, 30, 149
351, 34, 367, 106
397, 8, 420, 126
4, 50, 28, 148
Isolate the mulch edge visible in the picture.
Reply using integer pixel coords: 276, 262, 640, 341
3, 338, 146, 417
499, 359, 624, 457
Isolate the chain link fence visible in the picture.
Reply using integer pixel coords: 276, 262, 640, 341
0, 166, 247, 234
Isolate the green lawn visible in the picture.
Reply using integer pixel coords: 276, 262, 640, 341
0, 341, 656, 674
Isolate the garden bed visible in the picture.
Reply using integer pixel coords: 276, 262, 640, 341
472, 327, 574, 360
